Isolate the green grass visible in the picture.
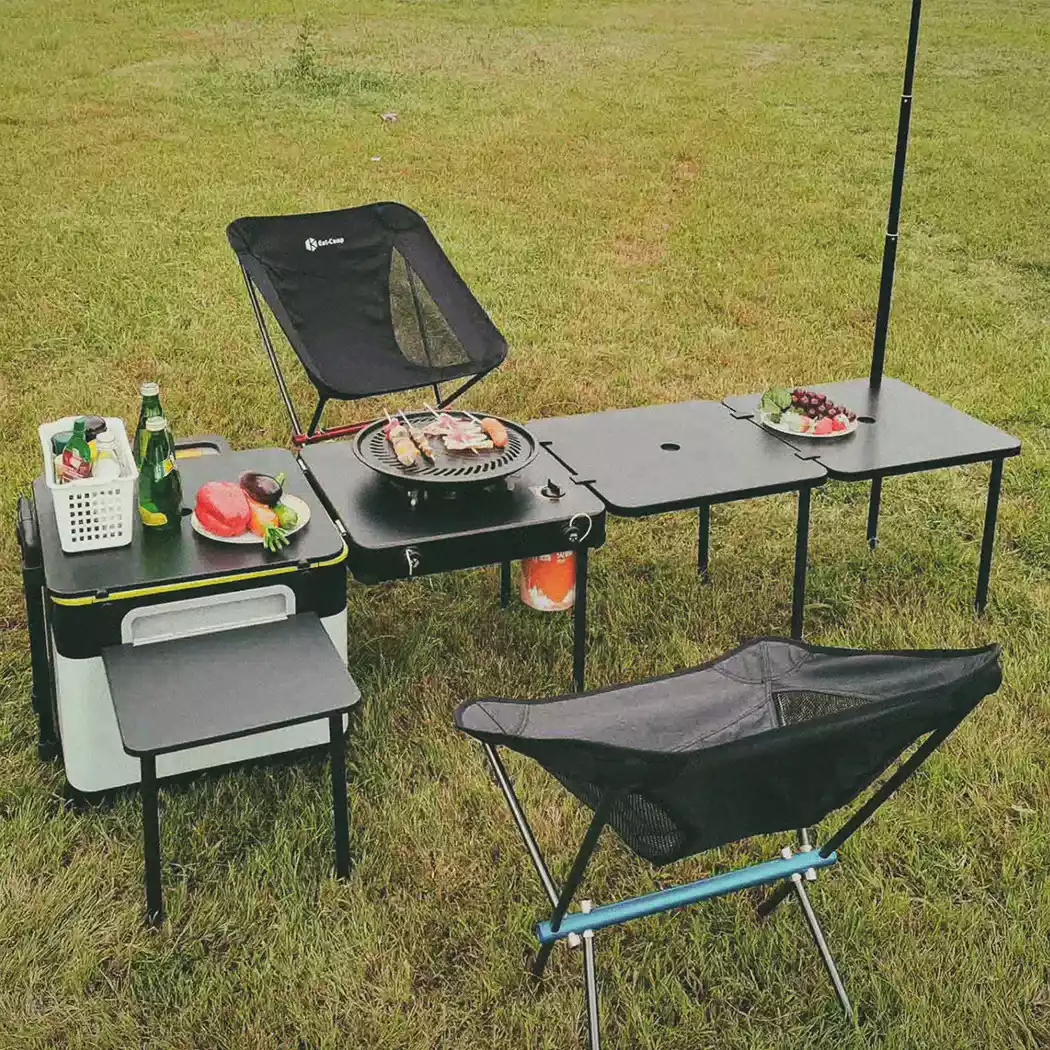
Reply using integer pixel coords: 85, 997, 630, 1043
2, 0, 1050, 1046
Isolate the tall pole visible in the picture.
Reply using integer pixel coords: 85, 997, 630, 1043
870, 0, 923, 388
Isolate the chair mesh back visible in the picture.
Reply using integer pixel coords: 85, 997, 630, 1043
456, 638, 1001, 866
227, 202, 507, 401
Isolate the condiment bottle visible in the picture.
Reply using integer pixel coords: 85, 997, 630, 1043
56, 418, 94, 483
138, 416, 183, 532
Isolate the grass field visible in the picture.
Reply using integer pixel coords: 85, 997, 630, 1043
2, 0, 1050, 1046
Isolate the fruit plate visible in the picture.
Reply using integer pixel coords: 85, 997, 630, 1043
190, 494, 311, 545
758, 412, 859, 440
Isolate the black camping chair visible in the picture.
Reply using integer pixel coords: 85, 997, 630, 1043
455, 637, 1001, 1048
227, 202, 508, 445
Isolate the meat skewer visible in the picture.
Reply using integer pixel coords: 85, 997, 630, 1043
399, 411, 435, 462
383, 410, 418, 467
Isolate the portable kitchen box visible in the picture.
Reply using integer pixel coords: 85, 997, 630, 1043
18, 446, 349, 796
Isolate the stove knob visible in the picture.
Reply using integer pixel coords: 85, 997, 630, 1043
540, 479, 564, 500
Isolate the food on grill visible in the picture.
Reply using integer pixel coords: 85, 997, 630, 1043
400, 414, 435, 461
445, 433, 495, 451
239, 470, 285, 506
480, 417, 508, 448
384, 419, 419, 467
195, 481, 251, 536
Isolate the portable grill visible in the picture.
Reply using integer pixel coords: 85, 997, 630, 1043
353, 412, 537, 492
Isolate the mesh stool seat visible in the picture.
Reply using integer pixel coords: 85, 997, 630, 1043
227, 202, 507, 444
455, 637, 1002, 1048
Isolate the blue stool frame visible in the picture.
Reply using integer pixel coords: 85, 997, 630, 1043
481, 717, 957, 1048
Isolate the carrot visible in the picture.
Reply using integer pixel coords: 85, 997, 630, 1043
247, 499, 279, 536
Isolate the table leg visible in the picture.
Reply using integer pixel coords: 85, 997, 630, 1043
792, 487, 812, 639
140, 755, 163, 926
329, 713, 351, 879
573, 549, 589, 693
866, 476, 882, 550
697, 505, 710, 582
975, 458, 1004, 614
500, 561, 511, 609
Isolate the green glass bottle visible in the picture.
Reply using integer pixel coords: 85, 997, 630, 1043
134, 381, 165, 468
138, 416, 183, 532
56, 417, 94, 482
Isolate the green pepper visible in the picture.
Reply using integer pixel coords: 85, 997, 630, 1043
274, 501, 299, 530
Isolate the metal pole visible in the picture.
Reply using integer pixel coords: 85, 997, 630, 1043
974, 457, 1003, 613
329, 713, 351, 879
791, 874, 853, 1019
482, 744, 559, 907
866, 476, 883, 550
533, 792, 618, 978
580, 901, 601, 1050
573, 548, 589, 693
697, 504, 711, 581
140, 755, 163, 926
240, 266, 304, 437
870, 0, 923, 388
500, 561, 511, 609
791, 486, 811, 639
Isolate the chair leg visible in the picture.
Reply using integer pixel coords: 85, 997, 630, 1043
791, 874, 853, 1020
580, 902, 602, 1050
140, 755, 163, 926
329, 713, 351, 879
866, 476, 882, 550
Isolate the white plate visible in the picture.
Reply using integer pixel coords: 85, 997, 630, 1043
759, 412, 858, 440
190, 493, 311, 545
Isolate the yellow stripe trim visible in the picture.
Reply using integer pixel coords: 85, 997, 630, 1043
51, 543, 348, 607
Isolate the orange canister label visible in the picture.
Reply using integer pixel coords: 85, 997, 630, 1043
520, 552, 576, 611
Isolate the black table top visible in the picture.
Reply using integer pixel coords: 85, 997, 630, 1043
35, 448, 345, 601
528, 401, 826, 516
723, 377, 1021, 480
104, 614, 359, 757
300, 441, 606, 582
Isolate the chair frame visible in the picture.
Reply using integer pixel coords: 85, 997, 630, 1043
239, 264, 498, 447
477, 709, 966, 1049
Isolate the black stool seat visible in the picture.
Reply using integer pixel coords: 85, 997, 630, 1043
456, 637, 1001, 866
103, 614, 359, 925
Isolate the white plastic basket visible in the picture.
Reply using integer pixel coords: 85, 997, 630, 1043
40, 416, 137, 553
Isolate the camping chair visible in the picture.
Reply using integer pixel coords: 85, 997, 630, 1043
455, 637, 1001, 1048
227, 202, 508, 445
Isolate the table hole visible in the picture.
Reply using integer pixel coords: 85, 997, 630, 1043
859, 415, 875, 424
660, 442, 681, 451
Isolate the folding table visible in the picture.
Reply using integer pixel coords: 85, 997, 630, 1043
299, 441, 606, 690
529, 401, 826, 638
104, 614, 359, 925
724, 379, 1020, 610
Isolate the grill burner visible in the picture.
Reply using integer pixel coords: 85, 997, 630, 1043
353, 412, 538, 491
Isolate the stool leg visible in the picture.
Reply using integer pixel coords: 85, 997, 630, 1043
975, 458, 1003, 614
140, 755, 163, 926
500, 561, 511, 609
329, 713, 351, 879
792, 874, 852, 1020
697, 505, 710, 581
866, 476, 882, 550
791, 486, 811, 639
581, 903, 601, 1050
573, 549, 589, 693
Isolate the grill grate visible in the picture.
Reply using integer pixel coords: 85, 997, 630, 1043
353, 412, 538, 489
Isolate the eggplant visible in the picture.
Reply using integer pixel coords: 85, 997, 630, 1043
239, 470, 284, 507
